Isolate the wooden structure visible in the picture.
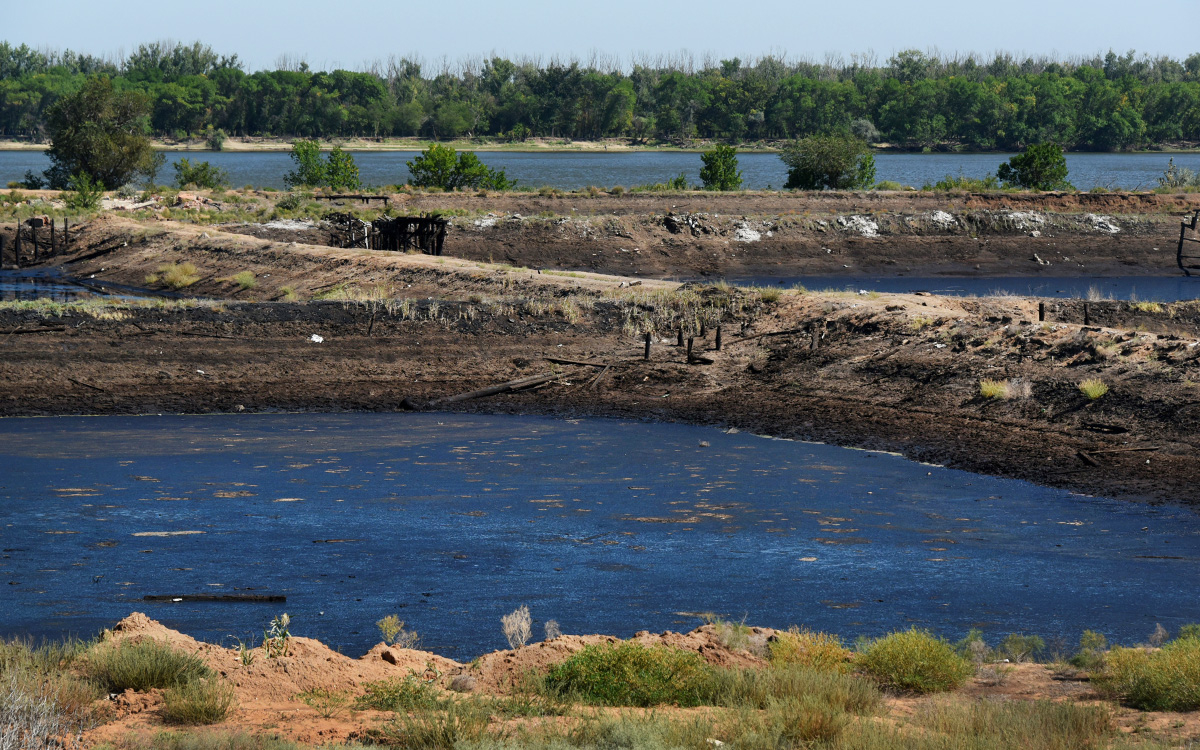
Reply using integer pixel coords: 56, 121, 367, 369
1179, 209, 1200, 276
314, 194, 390, 205
3, 217, 71, 268
326, 212, 447, 255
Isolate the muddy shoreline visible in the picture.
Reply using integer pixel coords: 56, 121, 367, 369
3, 198, 1200, 506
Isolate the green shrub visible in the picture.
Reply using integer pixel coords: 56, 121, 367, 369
700, 144, 743, 191
1178, 624, 1200, 641
85, 638, 211, 692
232, 271, 256, 290
856, 628, 974, 693
998, 143, 1072, 191
355, 674, 443, 711
768, 627, 852, 672
297, 687, 350, 718
372, 700, 492, 750
1070, 630, 1109, 671
543, 641, 713, 706
174, 158, 230, 189
156, 262, 201, 289
923, 171, 1001, 192
708, 664, 880, 713
1078, 378, 1109, 400
161, 677, 237, 724
64, 173, 105, 211
998, 633, 1046, 663
1097, 638, 1200, 711
781, 134, 875, 190
979, 379, 1012, 399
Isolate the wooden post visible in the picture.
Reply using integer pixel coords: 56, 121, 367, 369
677, 329, 684, 347
1038, 302, 1045, 322
700, 322, 707, 337
63, 218, 69, 247
1083, 302, 1090, 325
0, 234, 6, 267
715, 326, 722, 351
687, 337, 694, 358
13, 226, 20, 268
643, 332, 651, 361
31, 226, 38, 263
50, 220, 55, 255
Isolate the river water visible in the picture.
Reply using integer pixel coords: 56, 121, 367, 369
3, 151, 1198, 192
2, 412, 1197, 658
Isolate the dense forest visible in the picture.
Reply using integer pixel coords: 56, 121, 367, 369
2, 41, 1200, 151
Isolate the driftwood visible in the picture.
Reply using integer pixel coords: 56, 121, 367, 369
1088, 446, 1160, 455
4, 326, 67, 335
587, 365, 611, 390
731, 326, 811, 345
435, 370, 572, 405
144, 594, 285, 602
178, 331, 239, 340
1076, 450, 1101, 467
67, 377, 105, 392
545, 357, 609, 368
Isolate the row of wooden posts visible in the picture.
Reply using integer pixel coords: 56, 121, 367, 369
642, 324, 725, 363
0, 217, 72, 268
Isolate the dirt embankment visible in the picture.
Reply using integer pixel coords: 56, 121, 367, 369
3, 218, 1200, 504
225, 190, 1200, 278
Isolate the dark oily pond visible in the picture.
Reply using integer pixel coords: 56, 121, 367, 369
1, 413, 1198, 658
0, 268, 95, 302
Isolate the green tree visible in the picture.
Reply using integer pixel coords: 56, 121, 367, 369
283, 139, 325, 188
699, 144, 742, 191
141, 152, 167, 188
997, 143, 1072, 190
173, 157, 229, 189
780, 134, 876, 190
324, 146, 361, 191
406, 144, 514, 190
43, 75, 153, 189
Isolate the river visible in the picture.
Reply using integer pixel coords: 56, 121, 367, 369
3, 151, 1198, 192
2, 412, 1197, 658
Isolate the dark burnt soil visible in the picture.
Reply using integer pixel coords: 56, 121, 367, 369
214, 191, 1200, 278
3, 292, 1200, 506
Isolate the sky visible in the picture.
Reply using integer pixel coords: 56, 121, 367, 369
7, 0, 1200, 72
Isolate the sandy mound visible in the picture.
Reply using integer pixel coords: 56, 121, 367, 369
104, 613, 461, 703
464, 625, 774, 694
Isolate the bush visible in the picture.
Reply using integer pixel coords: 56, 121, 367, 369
781, 134, 875, 190
1078, 378, 1109, 400
174, 158, 229, 190
998, 143, 1072, 190
297, 687, 350, 718
161, 677, 237, 724
355, 675, 443, 711
979, 379, 1012, 399
1069, 630, 1108, 671
205, 127, 228, 152
700, 145, 743, 191
153, 262, 201, 289
377, 614, 420, 648
1178, 624, 1200, 641
708, 664, 880, 713
85, 639, 211, 692
543, 641, 713, 706
20, 170, 45, 190
998, 633, 1046, 663
63, 173, 105, 211
232, 271, 256, 290
407, 144, 514, 191
768, 627, 852, 672
44, 75, 153, 189
1097, 638, 1200, 711
501, 605, 532, 649
856, 628, 973, 693
924, 171, 1001, 191
373, 700, 491, 750
1157, 158, 1200, 191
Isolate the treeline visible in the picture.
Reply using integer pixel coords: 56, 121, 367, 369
3, 41, 1200, 150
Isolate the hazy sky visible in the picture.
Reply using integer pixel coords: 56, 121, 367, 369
9, 0, 1199, 72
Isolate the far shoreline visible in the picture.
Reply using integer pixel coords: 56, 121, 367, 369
3, 136, 1200, 155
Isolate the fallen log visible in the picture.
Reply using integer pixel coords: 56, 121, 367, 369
4, 326, 67, 335
588, 365, 612, 390
545, 357, 609, 368
434, 370, 571, 405
143, 594, 285, 603
731, 326, 810, 345
1088, 446, 1160, 455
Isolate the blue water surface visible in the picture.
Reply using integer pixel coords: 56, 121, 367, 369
1, 413, 1198, 658
3, 150, 1199, 192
